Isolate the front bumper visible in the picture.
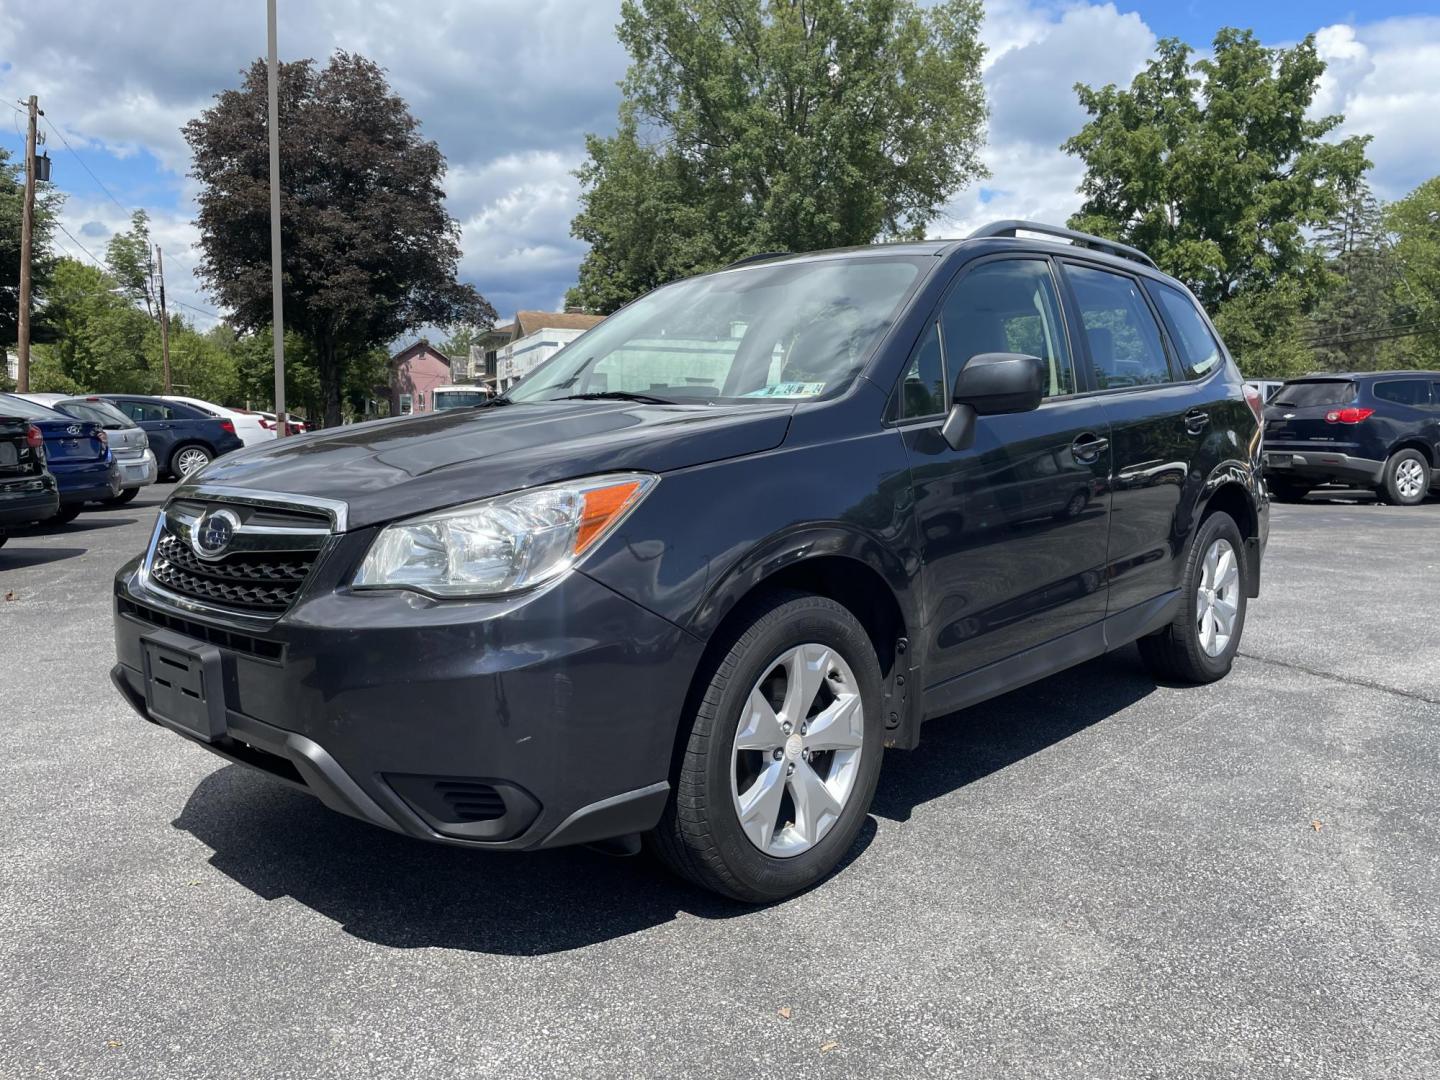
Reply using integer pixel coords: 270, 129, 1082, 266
114, 451, 158, 489
0, 475, 59, 528
111, 558, 702, 851
1264, 447, 1384, 486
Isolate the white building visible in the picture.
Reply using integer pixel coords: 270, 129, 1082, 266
478, 310, 607, 393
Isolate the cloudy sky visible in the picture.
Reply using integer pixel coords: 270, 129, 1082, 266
2, 0, 1437, 334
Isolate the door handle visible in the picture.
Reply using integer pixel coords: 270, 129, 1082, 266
1184, 409, 1210, 435
1071, 432, 1109, 463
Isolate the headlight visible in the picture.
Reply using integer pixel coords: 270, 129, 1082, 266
354, 473, 658, 597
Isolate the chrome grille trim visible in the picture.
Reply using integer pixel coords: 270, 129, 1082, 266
137, 487, 349, 624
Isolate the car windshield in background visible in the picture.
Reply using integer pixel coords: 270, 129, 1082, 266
434, 391, 490, 410
1273, 380, 1356, 408
59, 399, 135, 429
508, 256, 925, 405
0, 393, 68, 421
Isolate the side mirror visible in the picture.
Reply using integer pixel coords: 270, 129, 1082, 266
941, 352, 1046, 451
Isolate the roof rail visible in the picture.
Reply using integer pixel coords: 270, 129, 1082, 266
968, 219, 1158, 270
724, 251, 792, 269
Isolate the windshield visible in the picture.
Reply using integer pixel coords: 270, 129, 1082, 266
433, 390, 489, 410
1273, 380, 1356, 408
508, 256, 925, 405
59, 399, 135, 429
0, 393, 67, 421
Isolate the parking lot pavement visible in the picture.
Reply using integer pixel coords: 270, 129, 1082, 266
1, 487, 1437, 1080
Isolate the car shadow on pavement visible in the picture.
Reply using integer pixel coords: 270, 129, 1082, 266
871, 647, 1158, 823
170, 649, 1155, 957
0, 546, 90, 570
25, 516, 138, 534
172, 764, 877, 955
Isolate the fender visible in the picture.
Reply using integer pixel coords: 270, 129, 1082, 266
1194, 458, 1267, 598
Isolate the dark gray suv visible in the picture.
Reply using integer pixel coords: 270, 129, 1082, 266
112, 221, 1268, 901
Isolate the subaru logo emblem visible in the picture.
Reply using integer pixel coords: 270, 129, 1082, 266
192, 508, 240, 559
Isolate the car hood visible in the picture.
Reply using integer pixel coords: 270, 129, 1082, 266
189, 399, 794, 529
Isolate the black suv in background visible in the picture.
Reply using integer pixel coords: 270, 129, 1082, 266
111, 221, 1268, 901
1263, 372, 1440, 504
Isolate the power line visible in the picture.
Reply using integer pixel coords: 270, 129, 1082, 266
50, 218, 222, 321
41, 116, 132, 215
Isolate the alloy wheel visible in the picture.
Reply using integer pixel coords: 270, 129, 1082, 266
175, 448, 211, 476
1396, 458, 1426, 501
1196, 537, 1240, 657
730, 643, 865, 858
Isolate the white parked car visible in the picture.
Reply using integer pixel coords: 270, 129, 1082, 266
162, 396, 275, 447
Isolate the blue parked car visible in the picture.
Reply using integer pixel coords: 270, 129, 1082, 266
101, 395, 245, 480
1263, 371, 1440, 505
0, 393, 120, 523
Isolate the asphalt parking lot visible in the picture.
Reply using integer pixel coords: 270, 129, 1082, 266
2, 484, 1437, 1079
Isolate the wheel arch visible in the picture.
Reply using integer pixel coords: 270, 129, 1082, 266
1386, 437, 1434, 467
1196, 466, 1262, 598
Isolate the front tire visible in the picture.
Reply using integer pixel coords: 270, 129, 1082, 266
1138, 511, 1248, 684
650, 592, 884, 902
1379, 449, 1430, 506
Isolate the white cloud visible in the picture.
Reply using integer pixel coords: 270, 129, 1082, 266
5, 0, 1440, 330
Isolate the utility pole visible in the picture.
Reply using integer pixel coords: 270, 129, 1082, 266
155, 245, 172, 392
16, 95, 38, 393
266, 0, 287, 436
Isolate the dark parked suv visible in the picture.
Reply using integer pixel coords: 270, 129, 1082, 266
1263, 372, 1440, 504
111, 221, 1268, 900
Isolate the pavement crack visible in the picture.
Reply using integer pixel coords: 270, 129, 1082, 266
1238, 651, 1440, 706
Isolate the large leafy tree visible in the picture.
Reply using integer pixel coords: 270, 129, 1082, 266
42, 257, 157, 392
0, 146, 64, 363
105, 210, 158, 318
184, 51, 495, 426
1306, 180, 1404, 371
568, 0, 988, 313
1384, 176, 1440, 368
1062, 28, 1370, 373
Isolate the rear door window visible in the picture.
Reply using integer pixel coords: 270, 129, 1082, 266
1149, 281, 1223, 378
1273, 381, 1356, 409
1062, 264, 1173, 389
1372, 380, 1431, 406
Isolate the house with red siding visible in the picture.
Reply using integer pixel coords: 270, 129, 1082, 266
388, 340, 453, 415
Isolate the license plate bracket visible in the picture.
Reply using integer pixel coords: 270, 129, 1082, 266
141, 630, 226, 741
1266, 452, 1295, 468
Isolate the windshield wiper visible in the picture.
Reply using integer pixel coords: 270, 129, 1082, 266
474, 395, 517, 407
550, 391, 677, 405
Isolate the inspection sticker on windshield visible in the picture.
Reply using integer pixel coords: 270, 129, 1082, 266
743, 382, 826, 399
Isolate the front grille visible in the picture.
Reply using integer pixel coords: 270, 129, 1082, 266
118, 597, 283, 661
144, 496, 333, 618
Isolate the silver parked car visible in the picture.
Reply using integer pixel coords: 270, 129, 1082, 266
15, 394, 158, 505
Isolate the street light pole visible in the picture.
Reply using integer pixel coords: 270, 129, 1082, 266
16, 95, 38, 393
266, 0, 287, 436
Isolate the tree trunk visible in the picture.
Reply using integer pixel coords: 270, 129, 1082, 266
318, 336, 344, 429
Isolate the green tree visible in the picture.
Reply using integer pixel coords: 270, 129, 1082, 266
105, 209, 158, 318
1307, 180, 1403, 371
43, 257, 158, 392
183, 51, 495, 427
0, 146, 64, 351
1062, 28, 1371, 374
568, 0, 988, 313
1385, 176, 1440, 367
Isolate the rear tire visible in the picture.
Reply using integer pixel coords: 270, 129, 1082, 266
170, 443, 213, 478
1138, 511, 1248, 685
51, 506, 82, 525
1379, 449, 1429, 506
102, 487, 140, 506
649, 592, 884, 902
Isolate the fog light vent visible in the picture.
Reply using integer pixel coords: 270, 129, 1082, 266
433, 780, 506, 822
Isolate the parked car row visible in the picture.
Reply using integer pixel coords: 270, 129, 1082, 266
0, 391, 275, 543
1261, 371, 1440, 505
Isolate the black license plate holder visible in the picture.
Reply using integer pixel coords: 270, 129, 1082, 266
141, 630, 226, 741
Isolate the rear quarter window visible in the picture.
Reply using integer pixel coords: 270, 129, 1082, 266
1372, 380, 1431, 406
1149, 281, 1223, 379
